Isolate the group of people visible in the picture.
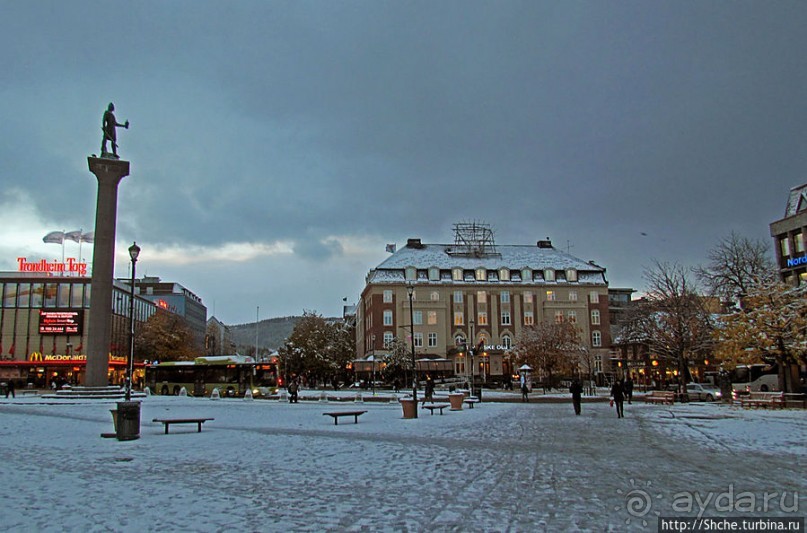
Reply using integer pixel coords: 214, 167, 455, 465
568, 376, 634, 418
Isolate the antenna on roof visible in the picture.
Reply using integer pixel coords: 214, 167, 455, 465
450, 221, 498, 257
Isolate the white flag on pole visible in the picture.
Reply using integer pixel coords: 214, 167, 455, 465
43, 231, 65, 244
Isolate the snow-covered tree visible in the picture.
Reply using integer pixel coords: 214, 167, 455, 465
381, 337, 413, 382
277, 310, 355, 385
715, 280, 807, 392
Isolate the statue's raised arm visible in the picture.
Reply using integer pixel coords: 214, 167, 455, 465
100, 102, 129, 159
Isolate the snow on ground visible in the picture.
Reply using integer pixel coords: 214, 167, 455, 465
0, 393, 804, 532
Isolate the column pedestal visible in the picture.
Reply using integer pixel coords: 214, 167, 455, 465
85, 157, 130, 387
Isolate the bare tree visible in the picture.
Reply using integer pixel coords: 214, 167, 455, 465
694, 232, 775, 307
640, 261, 714, 389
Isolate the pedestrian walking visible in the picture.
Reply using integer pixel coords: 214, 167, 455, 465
288, 379, 299, 404
611, 380, 625, 418
520, 375, 529, 403
569, 378, 583, 415
423, 374, 435, 405
5, 380, 15, 399
624, 377, 634, 404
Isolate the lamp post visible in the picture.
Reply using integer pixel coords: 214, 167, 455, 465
371, 334, 376, 396
125, 241, 140, 402
469, 319, 475, 394
406, 283, 418, 416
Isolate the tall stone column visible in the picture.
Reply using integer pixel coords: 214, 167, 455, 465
85, 157, 130, 387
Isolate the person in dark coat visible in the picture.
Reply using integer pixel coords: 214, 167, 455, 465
288, 379, 299, 403
5, 380, 15, 399
611, 380, 625, 418
624, 377, 634, 404
569, 378, 583, 415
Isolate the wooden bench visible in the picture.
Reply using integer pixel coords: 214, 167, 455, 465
739, 392, 784, 409
422, 403, 450, 415
644, 391, 675, 405
463, 397, 480, 409
323, 410, 367, 425
152, 418, 214, 434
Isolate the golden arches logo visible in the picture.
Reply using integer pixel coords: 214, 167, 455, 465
29, 352, 43, 362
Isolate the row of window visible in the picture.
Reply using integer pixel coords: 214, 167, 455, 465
778, 230, 805, 257
378, 329, 603, 349
404, 267, 580, 283
2, 282, 90, 309
382, 308, 601, 327
383, 289, 601, 304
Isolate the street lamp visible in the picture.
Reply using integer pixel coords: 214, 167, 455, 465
125, 241, 140, 401
406, 283, 418, 416
469, 319, 475, 394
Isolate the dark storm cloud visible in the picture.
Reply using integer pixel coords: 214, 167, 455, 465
2, 1, 806, 320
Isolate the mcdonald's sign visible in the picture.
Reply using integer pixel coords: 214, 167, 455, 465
29, 352, 43, 362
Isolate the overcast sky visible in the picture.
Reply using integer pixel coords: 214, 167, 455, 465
2, 1, 806, 325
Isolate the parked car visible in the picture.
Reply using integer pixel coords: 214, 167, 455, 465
686, 382, 722, 401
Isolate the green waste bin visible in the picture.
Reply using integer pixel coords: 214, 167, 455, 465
116, 401, 141, 441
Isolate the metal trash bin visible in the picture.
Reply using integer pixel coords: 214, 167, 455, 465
116, 401, 141, 441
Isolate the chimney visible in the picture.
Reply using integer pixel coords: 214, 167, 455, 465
537, 239, 552, 249
407, 238, 423, 248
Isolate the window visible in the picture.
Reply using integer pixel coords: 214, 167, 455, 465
523, 291, 533, 304
2, 283, 17, 308
428, 267, 439, 281
500, 291, 510, 303
430, 291, 440, 301
477, 311, 488, 325
567, 310, 577, 323
594, 355, 602, 373
566, 269, 578, 282
524, 310, 534, 325
413, 310, 423, 325
780, 237, 791, 257
544, 269, 555, 281
18, 283, 31, 308
383, 332, 394, 347
453, 291, 463, 303
477, 291, 487, 303
428, 332, 438, 347
502, 335, 512, 349
592, 331, 602, 347
427, 311, 437, 325
589, 291, 599, 304
795, 232, 805, 254
555, 310, 564, 323
383, 310, 393, 326
569, 290, 578, 302
476, 268, 486, 281
591, 309, 601, 325
452, 268, 463, 281
501, 310, 511, 325
499, 268, 510, 281
414, 333, 423, 348
454, 311, 464, 326
522, 268, 532, 282
405, 267, 416, 280
44, 283, 57, 308
383, 290, 393, 303
546, 290, 556, 301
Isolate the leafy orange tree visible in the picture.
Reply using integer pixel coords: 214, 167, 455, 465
714, 280, 807, 392
134, 310, 197, 361
513, 321, 583, 389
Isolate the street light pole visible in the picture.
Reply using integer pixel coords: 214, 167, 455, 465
406, 283, 418, 416
126, 242, 140, 402
469, 319, 475, 394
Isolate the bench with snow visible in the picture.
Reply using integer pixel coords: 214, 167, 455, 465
739, 392, 784, 409
422, 403, 450, 415
152, 417, 214, 434
323, 410, 367, 425
644, 391, 675, 405
463, 397, 480, 409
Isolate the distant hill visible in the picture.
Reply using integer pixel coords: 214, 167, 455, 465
229, 316, 301, 353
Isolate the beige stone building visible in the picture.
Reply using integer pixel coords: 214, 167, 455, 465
356, 231, 612, 385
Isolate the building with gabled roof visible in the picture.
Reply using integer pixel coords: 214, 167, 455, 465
770, 182, 807, 287
356, 230, 613, 385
